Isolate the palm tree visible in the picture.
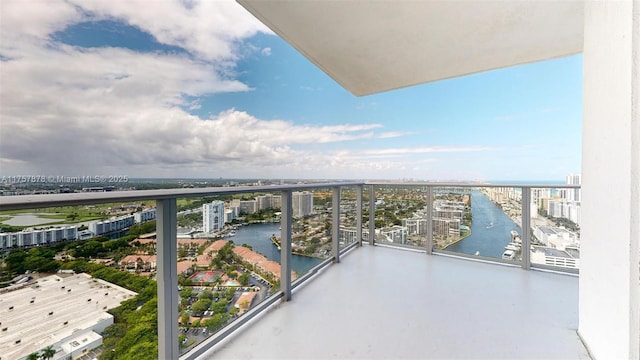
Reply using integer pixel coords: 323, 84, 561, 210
26, 353, 40, 360
40, 345, 55, 360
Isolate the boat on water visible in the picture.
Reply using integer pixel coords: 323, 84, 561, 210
270, 235, 281, 250
486, 222, 494, 229
505, 243, 520, 251
502, 249, 516, 260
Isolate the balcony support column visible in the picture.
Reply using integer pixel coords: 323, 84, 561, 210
280, 190, 292, 301
356, 185, 363, 246
580, 3, 640, 358
156, 198, 178, 360
425, 186, 434, 254
332, 186, 340, 263
368, 185, 375, 245
521, 187, 531, 270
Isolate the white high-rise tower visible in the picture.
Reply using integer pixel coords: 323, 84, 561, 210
203, 201, 225, 233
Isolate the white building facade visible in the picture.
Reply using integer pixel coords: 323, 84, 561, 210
202, 201, 225, 233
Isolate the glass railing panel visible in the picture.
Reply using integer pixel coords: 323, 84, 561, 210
178, 190, 308, 353
372, 185, 428, 249
529, 187, 580, 272
289, 188, 332, 274
339, 186, 359, 248
0, 203, 159, 360
362, 186, 373, 244
435, 186, 522, 264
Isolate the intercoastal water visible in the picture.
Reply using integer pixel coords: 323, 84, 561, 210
235, 190, 519, 269
445, 190, 522, 259
229, 223, 324, 275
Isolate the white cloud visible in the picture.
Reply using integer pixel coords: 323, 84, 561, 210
0, 0, 425, 179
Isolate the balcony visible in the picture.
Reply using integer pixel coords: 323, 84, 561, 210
203, 245, 587, 359
0, 182, 588, 360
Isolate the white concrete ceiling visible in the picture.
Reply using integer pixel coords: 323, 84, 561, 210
237, 0, 584, 96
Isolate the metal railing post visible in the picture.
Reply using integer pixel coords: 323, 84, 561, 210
332, 186, 341, 263
356, 185, 363, 246
157, 198, 178, 360
280, 190, 292, 301
521, 187, 532, 270
426, 186, 434, 255
368, 185, 376, 245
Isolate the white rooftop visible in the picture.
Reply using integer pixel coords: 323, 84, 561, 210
0, 273, 137, 360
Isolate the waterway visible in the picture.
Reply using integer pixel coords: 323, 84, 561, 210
445, 190, 521, 259
229, 223, 324, 275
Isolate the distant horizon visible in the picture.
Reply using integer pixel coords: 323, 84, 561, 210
1, 176, 574, 185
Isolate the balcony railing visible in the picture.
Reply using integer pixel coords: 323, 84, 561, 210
0, 181, 581, 360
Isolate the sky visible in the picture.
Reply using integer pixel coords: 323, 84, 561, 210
0, 0, 582, 182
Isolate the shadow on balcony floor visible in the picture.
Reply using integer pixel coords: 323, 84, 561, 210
201, 245, 590, 359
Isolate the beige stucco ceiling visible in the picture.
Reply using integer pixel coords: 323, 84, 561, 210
237, 0, 584, 96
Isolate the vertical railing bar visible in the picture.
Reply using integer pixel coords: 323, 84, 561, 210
521, 187, 532, 270
332, 186, 341, 263
157, 198, 178, 360
426, 186, 434, 255
356, 185, 363, 247
368, 185, 376, 246
280, 190, 292, 301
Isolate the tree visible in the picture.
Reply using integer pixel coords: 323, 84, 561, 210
40, 345, 55, 359
191, 299, 211, 316
238, 273, 250, 286
199, 290, 214, 300
26, 353, 40, 360
180, 312, 190, 326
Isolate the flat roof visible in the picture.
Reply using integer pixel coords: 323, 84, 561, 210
0, 273, 137, 359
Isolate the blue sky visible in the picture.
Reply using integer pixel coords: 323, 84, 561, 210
0, 0, 581, 181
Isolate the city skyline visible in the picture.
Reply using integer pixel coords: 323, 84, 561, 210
0, 0, 582, 181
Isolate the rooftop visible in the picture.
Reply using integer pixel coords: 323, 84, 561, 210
0, 273, 137, 359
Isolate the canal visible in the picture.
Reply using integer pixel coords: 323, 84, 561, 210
229, 223, 324, 275
445, 190, 521, 259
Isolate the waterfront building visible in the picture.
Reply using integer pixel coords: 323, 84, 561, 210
292, 191, 313, 218
531, 246, 579, 270
224, 209, 235, 223
433, 218, 461, 237
256, 194, 282, 211
202, 201, 225, 233
402, 218, 429, 235
533, 226, 579, 250
239, 200, 257, 214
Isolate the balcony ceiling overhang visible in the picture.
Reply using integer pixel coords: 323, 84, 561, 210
237, 0, 584, 96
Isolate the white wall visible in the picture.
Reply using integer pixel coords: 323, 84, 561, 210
579, 1, 639, 359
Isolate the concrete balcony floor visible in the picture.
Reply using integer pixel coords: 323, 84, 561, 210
201, 245, 590, 359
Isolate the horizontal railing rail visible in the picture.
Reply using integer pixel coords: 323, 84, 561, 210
0, 181, 581, 359
0, 182, 365, 211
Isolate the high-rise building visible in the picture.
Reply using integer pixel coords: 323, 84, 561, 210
203, 201, 225, 233
566, 173, 581, 202
292, 191, 313, 218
